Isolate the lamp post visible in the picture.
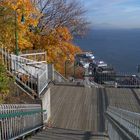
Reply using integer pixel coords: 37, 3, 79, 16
73, 61, 77, 79
65, 59, 70, 78
15, 8, 25, 56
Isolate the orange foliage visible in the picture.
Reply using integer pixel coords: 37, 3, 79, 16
0, 0, 40, 50
40, 27, 81, 74
0, 1, 82, 76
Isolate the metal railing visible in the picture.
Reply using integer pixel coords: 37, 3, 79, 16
0, 47, 49, 97
106, 106, 140, 139
54, 70, 67, 82
87, 71, 140, 88
48, 64, 54, 81
19, 50, 46, 63
0, 104, 45, 140
47, 64, 67, 82
0, 47, 68, 96
37, 65, 48, 95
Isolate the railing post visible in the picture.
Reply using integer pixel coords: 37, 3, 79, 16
52, 64, 54, 81
37, 74, 40, 95
45, 64, 48, 80
0, 121, 1, 140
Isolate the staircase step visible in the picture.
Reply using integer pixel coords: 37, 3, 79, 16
28, 127, 109, 140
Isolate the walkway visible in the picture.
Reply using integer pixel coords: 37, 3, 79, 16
29, 84, 140, 139
50, 85, 98, 131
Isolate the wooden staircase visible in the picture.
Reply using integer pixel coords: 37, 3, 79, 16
0, 47, 49, 98
29, 127, 109, 140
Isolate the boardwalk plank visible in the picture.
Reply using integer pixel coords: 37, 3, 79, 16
106, 88, 140, 112
50, 86, 98, 131
28, 127, 109, 140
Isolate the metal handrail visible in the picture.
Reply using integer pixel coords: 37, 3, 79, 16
0, 47, 49, 96
0, 104, 45, 140
108, 106, 140, 119
54, 70, 68, 82
106, 106, 140, 139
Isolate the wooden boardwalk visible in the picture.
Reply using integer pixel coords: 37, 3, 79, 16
134, 89, 140, 100
105, 88, 140, 112
49, 86, 140, 131
50, 86, 98, 132
29, 85, 140, 140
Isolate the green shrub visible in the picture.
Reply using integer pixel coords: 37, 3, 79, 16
0, 62, 11, 103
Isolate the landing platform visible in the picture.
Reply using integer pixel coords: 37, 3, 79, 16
29, 127, 109, 140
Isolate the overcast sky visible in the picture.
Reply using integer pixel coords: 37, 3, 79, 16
81, 0, 140, 29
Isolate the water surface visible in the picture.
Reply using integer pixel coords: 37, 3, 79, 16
74, 29, 140, 73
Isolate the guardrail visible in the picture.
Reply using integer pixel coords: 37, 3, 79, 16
54, 70, 67, 82
0, 47, 49, 97
37, 65, 48, 95
87, 71, 140, 88
48, 64, 67, 82
0, 104, 45, 140
0, 47, 68, 96
106, 106, 140, 139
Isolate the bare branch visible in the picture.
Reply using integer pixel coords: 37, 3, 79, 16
33, 0, 89, 36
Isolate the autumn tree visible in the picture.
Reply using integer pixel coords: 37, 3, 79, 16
0, 0, 85, 76
30, 0, 86, 74
0, 0, 40, 51
29, 26, 81, 74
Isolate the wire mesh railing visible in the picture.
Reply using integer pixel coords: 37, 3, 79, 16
106, 106, 140, 139
0, 104, 45, 140
37, 65, 49, 95
54, 70, 68, 82
47, 64, 68, 82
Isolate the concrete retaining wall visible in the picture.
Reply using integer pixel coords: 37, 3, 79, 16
41, 88, 51, 123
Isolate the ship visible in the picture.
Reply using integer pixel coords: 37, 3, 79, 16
75, 52, 95, 68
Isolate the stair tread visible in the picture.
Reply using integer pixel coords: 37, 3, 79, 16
28, 127, 109, 140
